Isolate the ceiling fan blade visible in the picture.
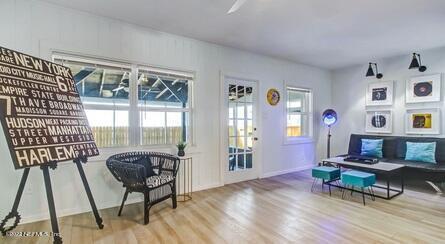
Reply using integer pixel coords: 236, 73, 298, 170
227, 0, 248, 14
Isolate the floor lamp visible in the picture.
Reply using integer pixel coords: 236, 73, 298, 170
322, 109, 337, 158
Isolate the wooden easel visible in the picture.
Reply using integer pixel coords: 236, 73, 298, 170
0, 156, 104, 244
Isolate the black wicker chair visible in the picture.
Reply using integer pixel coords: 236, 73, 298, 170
106, 152, 180, 224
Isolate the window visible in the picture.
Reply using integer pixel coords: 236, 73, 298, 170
138, 68, 192, 145
54, 55, 193, 148
286, 87, 312, 139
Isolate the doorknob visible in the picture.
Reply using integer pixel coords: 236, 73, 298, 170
253, 137, 258, 141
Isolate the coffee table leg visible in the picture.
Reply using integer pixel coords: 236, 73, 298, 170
401, 170, 404, 193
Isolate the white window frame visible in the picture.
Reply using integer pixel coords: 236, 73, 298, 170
53, 54, 194, 149
136, 65, 194, 146
283, 85, 314, 145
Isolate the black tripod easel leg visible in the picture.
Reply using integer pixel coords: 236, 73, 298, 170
0, 168, 30, 236
74, 159, 104, 229
41, 165, 62, 244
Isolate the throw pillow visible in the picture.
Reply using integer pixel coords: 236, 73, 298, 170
405, 142, 436, 164
360, 139, 383, 158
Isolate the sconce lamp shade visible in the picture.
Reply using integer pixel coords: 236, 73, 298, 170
366, 63, 375, 77
409, 53, 427, 72
322, 109, 337, 127
409, 53, 420, 69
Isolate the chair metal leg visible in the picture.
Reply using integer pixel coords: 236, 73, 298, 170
311, 178, 318, 192
368, 186, 375, 201
171, 181, 177, 209
118, 189, 129, 216
336, 180, 343, 192
321, 179, 324, 192
144, 192, 149, 225
342, 185, 347, 199
362, 187, 366, 206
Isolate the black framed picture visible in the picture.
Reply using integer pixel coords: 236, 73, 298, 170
366, 81, 393, 106
365, 110, 392, 133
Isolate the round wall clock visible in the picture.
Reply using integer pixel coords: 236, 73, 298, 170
267, 88, 280, 106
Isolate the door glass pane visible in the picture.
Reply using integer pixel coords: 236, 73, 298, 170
236, 137, 245, 154
246, 104, 253, 119
247, 120, 253, 136
237, 120, 245, 137
245, 87, 253, 103
229, 137, 237, 154
246, 137, 253, 151
229, 119, 236, 137
229, 103, 236, 119
229, 154, 237, 171
237, 85, 245, 102
237, 105, 245, 119
246, 153, 252, 169
229, 85, 237, 102
237, 154, 245, 170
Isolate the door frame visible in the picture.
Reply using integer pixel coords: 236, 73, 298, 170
219, 71, 262, 185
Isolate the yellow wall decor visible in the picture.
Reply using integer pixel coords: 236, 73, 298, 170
267, 88, 280, 106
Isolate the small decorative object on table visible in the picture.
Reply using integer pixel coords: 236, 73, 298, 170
176, 141, 187, 157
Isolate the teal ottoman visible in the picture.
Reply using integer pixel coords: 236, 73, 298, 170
311, 166, 340, 195
341, 170, 376, 205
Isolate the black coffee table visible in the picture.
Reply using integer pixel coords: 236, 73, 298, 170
322, 157, 405, 200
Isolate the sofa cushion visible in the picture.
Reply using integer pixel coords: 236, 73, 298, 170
146, 174, 174, 188
385, 158, 445, 173
405, 142, 436, 164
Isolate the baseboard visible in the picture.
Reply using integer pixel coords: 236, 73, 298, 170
261, 164, 314, 178
19, 181, 222, 225
20, 196, 144, 225
194, 182, 224, 192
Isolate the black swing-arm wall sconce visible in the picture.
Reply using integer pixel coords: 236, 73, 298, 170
365, 62, 383, 79
409, 53, 427, 72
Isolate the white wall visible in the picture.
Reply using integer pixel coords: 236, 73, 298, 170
0, 0, 332, 223
331, 46, 445, 156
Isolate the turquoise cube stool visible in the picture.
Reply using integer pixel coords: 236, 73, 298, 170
311, 166, 341, 195
341, 170, 376, 205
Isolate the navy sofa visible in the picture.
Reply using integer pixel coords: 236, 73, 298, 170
345, 134, 445, 183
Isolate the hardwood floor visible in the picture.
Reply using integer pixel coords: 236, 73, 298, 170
1, 170, 444, 244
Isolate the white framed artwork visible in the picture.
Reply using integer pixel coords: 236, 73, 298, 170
366, 81, 394, 106
405, 108, 440, 135
406, 74, 441, 103
365, 110, 392, 134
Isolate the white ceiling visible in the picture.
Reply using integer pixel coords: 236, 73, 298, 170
43, 0, 445, 70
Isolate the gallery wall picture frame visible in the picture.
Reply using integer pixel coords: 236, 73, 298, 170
366, 80, 394, 106
405, 108, 441, 135
406, 74, 441, 104
365, 110, 392, 134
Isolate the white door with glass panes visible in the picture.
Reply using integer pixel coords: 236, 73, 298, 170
224, 78, 258, 184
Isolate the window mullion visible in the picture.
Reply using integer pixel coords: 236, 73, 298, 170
129, 65, 139, 146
